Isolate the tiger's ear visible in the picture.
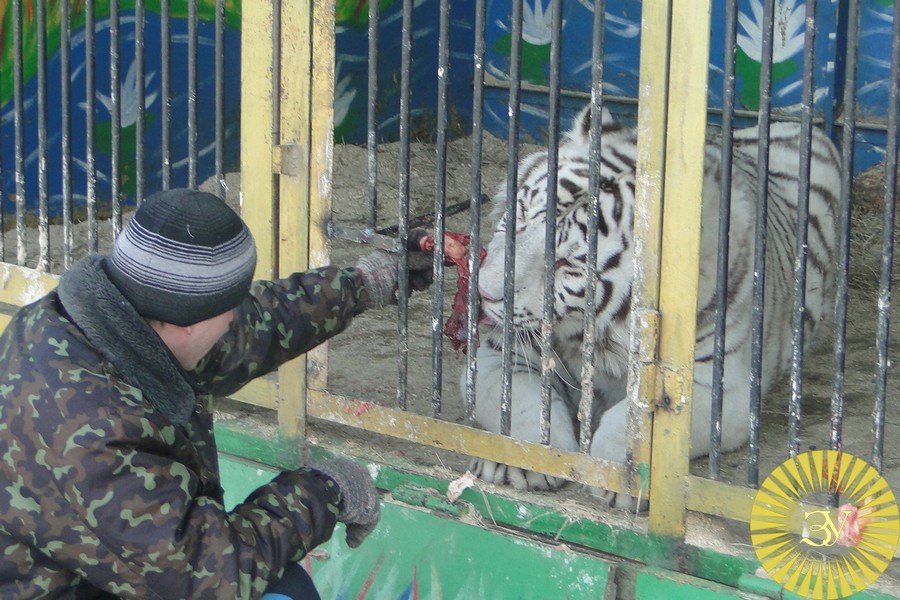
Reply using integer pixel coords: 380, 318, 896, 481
569, 104, 616, 143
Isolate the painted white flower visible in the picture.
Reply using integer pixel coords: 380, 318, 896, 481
94, 58, 158, 127
737, 0, 806, 64
523, 0, 553, 45
493, 0, 568, 47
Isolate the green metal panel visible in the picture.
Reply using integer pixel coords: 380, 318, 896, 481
220, 454, 617, 599
214, 422, 764, 589
636, 568, 761, 600
217, 429, 900, 599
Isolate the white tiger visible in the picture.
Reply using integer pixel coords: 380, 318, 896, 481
465, 105, 841, 507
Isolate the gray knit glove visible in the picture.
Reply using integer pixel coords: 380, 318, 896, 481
355, 231, 434, 308
355, 250, 400, 309
312, 459, 381, 548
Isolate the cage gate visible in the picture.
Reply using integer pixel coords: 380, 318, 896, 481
227, 0, 900, 588
1, 0, 899, 595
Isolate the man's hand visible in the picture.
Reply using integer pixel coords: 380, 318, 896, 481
311, 459, 381, 548
354, 229, 434, 308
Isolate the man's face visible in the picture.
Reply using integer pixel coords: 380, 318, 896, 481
177, 309, 235, 370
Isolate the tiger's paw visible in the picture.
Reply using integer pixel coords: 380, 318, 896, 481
469, 458, 568, 491
586, 485, 649, 513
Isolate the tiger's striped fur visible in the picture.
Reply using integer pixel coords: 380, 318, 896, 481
466, 106, 840, 503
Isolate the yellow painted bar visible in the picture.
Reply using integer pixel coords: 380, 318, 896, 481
686, 475, 900, 557
308, 389, 640, 496
308, 1, 335, 264
686, 476, 755, 521
227, 375, 279, 410
304, 0, 337, 395
628, 0, 671, 504
0, 264, 59, 308
649, 0, 712, 538
274, 1, 316, 440
240, 0, 277, 280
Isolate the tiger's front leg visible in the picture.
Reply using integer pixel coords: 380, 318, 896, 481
467, 344, 579, 491
589, 400, 648, 511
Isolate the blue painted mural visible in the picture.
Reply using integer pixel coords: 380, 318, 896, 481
0, 4, 241, 215
475, 0, 893, 169
0, 0, 895, 216
332, 0, 475, 144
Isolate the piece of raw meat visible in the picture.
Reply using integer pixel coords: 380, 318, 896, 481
418, 232, 486, 355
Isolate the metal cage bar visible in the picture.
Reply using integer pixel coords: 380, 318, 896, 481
430, 0, 452, 419
463, 0, 488, 428
395, 0, 415, 411
708, 0, 739, 479
539, 0, 564, 447
85, 0, 98, 252
214, 0, 226, 199
787, 0, 820, 459
187, 0, 199, 189
831, 0, 861, 459
499, 0, 524, 437
161, 0, 172, 190
135, 0, 146, 203
36, 0, 49, 272
747, 0, 776, 484
110, 0, 122, 236
365, 0, 380, 231
578, 0, 607, 454
872, 0, 900, 472
13, 0, 26, 266
60, 0, 73, 268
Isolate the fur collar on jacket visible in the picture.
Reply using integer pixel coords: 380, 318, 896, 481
57, 255, 197, 425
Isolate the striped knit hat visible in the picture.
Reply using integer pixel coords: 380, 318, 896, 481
107, 189, 257, 326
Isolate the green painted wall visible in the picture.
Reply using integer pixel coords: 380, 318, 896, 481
221, 454, 617, 599
215, 425, 900, 600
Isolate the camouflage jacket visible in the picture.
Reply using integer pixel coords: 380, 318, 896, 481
0, 255, 368, 599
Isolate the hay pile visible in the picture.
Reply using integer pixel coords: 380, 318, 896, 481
849, 160, 898, 294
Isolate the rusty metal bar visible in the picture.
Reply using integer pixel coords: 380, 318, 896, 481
747, 0, 776, 485
36, 0, 49, 271
430, 0, 452, 418
85, 0, 98, 250
787, 0, 820, 459
830, 0, 861, 459
188, 0, 199, 188
464, 0, 488, 427
13, 0, 26, 265
110, 0, 122, 235
135, 0, 146, 203
396, 0, 414, 411
872, 0, 900, 472
578, 0, 607, 454
214, 0, 226, 198
500, 0, 524, 436
709, 0, 739, 479
539, 0, 563, 446
366, 0, 380, 230
161, 0, 172, 191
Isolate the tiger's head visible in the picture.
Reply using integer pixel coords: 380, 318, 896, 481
478, 105, 637, 345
